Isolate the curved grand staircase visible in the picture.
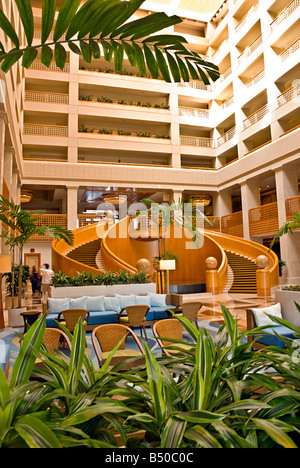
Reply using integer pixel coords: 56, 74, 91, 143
51, 217, 279, 293
225, 251, 258, 294
66, 238, 101, 270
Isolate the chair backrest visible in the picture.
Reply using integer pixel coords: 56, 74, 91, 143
180, 302, 202, 321
92, 323, 145, 358
43, 328, 72, 354
153, 318, 183, 348
57, 308, 90, 331
121, 305, 149, 327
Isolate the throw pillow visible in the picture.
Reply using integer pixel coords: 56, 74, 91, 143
104, 296, 121, 312
252, 303, 282, 327
48, 297, 70, 314
86, 295, 105, 311
135, 295, 151, 306
69, 297, 87, 309
147, 292, 166, 307
114, 294, 136, 309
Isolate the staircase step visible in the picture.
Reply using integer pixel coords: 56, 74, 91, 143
67, 239, 101, 269
225, 251, 258, 294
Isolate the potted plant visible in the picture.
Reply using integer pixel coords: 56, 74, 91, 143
3, 265, 30, 309
0, 196, 74, 326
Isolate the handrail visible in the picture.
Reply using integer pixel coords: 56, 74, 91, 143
52, 223, 106, 275
100, 218, 138, 274
206, 230, 279, 287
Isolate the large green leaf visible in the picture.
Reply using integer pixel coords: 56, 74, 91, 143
42, 0, 57, 43
0, 9, 19, 48
22, 48, 38, 69
15, 0, 34, 46
53, 0, 82, 41
10, 315, 46, 388
15, 415, 61, 448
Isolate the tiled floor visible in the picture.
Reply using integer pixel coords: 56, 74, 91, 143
181, 292, 275, 331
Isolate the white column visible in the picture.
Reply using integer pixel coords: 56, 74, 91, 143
66, 186, 78, 231
240, 179, 261, 240
275, 167, 300, 282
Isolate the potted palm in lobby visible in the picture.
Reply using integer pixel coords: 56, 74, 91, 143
0, 196, 74, 327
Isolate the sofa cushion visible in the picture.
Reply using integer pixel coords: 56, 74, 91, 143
89, 311, 119, 325
104, 296, 121, 312
48, 297, 70, 314
252, 303, 282, 327
0, 343, 10, 373
114, 294, 136, 309
254, 325, 296, 348
135, 295, 151, 306
69, 296, 87, 310
86, 295, 105, 311
147, 293, 166, 307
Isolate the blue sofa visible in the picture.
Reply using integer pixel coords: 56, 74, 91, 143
42, 292, 181, 330
246, 305, 297, 349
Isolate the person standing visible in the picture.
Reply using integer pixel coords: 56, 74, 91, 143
39, 263, 54, 300
30, 266, 42, 299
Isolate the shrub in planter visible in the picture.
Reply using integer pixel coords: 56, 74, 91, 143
1, 305, 300, 448
52, 269, 152, 287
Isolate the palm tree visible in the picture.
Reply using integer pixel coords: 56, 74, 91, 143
0, 0, 219, 85
270, 212, 300, 250
0, 196, 74, 309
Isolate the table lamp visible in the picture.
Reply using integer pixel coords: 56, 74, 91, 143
159, 259, 176, 294
0, 255, 11, 329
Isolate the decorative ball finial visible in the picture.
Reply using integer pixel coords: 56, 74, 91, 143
136, 258, 151, 273
205, 257, 218, 270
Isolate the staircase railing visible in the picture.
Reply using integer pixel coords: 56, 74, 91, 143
52, 223, 106, 276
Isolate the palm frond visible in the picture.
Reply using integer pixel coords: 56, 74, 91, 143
0, 0, 219, 84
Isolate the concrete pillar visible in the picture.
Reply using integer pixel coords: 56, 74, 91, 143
275, 166, 300, 282
240, 180, 261, 240
66, 186, 78, 231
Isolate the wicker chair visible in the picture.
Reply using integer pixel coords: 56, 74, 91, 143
174, 301, 202, 329
56, 308, 90, 331
118, 304, 149, 340
56, 308, 90, 347
42, 327, 72, 354
153, 318, 192, 356
92, 323, 145, 368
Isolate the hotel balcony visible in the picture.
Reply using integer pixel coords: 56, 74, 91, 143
249, 202, 279, 237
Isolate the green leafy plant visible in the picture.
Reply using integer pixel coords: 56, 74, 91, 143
52, 269, 152, 287
1, 305, 300, 447
0, 196, 74, 309
3, 265, 30, 296
0, 0, 219, 87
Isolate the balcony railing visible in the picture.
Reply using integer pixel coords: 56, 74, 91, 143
235, 1, 259, 34
285, 195, 300, 222
249, 202, 279, 236
177, 81, 212, 92
245, 69, 265, 89
277, 81, 300, 107
270, 0, 300, 32
204, 216, 220, 231
29, 214, 68, 242
25, 90, 69, 104
179, 107, 210, 119
180, 136, 215, 148
237, 34, 262, 65
29, 59, 70, 73
78, 214, 105, 227
217, 126, 236, 146
243, 104, 269, 129
280, 37, 300, 61
221, 211, 244, 238
24, 123, 68, 137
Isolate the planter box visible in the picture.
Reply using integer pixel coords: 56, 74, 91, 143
275, 289, 300, 327
51, 283, 156, 299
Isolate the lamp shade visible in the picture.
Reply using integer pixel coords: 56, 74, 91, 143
159, 259, 176, 270
0, 255, 11, 273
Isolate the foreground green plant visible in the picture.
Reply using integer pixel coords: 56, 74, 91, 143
1, 306, 300, 448
0, 0, 219, 85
